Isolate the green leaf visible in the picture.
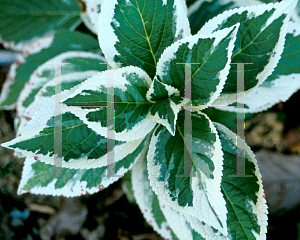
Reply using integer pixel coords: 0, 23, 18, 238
156, 26, 238, 108
0, 30, 100, 109
0, 0, 81, 44
131, 137, 205, 240
217, 21, 300, 113
198, 0, 297, 105
202, 107, 254, 131
131, 133, 175, 239
188, 0, 235, 35
98, 0, 191, 78
147, 111, 227, 235
146, 77, 185, 135
148, 96, 186, 136
214, 123, 268, 240
2, 106, 144, 169
63, 66, 156, 141
18, 136, 146, 196
15, 70, 102, 135
16, 51, 107, 118
146, 77, 180, 102
264, 21, 300, 82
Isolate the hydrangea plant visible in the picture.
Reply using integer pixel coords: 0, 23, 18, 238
1, 0, 300, 239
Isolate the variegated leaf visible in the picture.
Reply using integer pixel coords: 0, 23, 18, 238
18, 136, 145, 197
16, 71, 101, 135
80, 0, 103, 34
161, 203, 228, 240
188, 0, 236, 35
147, 111, 227, 235
146, 77, 185, 135
215, 21, 300, 113
156, 26, 238, 109
188, 0, 277, 35
198, 0, 297, 106
132, 123, 226, 239
148, 96, 186, 136
131, 136, 179, 239
98, 0, 191, 79
215, 123, 268, 240
2, 99, 144, 169
0, 30, 100, 109
291, 0, 300, 22
63, 66, 156, 141
0, 34, 55, 111
16, 51, 107, 119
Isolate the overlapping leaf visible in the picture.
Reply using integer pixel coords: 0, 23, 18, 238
198, 0, 297, 106
147, 111, 227, 235
18, 136, 145, 197
16, 70, 101, 135
215, 123, 268, 239
188, 0, 235, 35
2, 101, 144, 169
215, 21, 300, 113
63, 66, 156, 141
146, 77, 185, 135
131, 133, 176, 239
155, 25, 238, 108
80, 0, 103, 34
98, 0, 191, 78
0, 30, 100, 109
16, 51, 107, 119
131, 139, 211, 240
0, 0, 82, 45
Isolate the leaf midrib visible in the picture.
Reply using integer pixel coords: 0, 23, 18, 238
176, 122, 223, 229
134, 0, 157, 66
221, 185, 253, 240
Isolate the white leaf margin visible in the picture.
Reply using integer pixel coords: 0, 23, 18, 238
156, 25, 239, 110
214, 21, 300, 113
131, 133, 173, 239
146, 97, 188, 136
15, 70, 101, 136
146, 77, 180, 103
291, 0, 300, 22
0, 33, 54, 55
16, 51, 107, 119
18, 140, 143, 197
161, 202, 228, 240
187, 0, 264, 17
214, 122, 268, 240
2, 97, 144, 170
80, 0, 103, 34
198, 0, 298, 106
63, 66, 156, 141
147, 111, 228, 236
0, 34, 55, 110
98, 0, 191, 68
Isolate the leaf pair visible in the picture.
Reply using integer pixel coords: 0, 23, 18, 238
128, 120, 267, 239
